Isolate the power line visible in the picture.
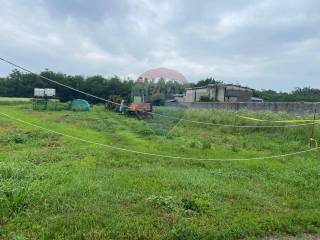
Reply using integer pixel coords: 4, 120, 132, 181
0, 57, 108, 102
0, 56, 317, 128
0, 111, 318, 162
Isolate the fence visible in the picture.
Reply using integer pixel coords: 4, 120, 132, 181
166, 102, 320, 114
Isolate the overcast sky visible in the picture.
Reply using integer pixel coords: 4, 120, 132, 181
0, 0, 319, 90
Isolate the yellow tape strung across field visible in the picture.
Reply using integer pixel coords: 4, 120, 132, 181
240, 116, 320, 123
0, 111, 319, 162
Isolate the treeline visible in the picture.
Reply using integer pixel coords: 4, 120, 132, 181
0, 70, 186, 104
0, 70, 135, 103
192, 77, 223, 87
1, 70, 319, 103
0, 70, 187, 104
254, 88, 320, 102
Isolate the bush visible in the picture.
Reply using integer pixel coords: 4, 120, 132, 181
138, 128, 155, 136
199, 96, 216, 102
181, 197, 210, 214
147, 195, 176, 212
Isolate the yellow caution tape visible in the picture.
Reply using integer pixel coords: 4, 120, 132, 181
239, 116, 320, 123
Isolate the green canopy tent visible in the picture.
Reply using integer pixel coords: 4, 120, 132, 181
70, 99, 90, 111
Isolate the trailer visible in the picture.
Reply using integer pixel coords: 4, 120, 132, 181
105, 96, 152, 119
127, 103, 153, 119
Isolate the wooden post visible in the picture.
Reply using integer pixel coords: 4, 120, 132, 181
233, 113, 239, 134
310, 108, 317, 147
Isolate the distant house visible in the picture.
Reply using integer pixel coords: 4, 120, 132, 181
184, 84, 255, 102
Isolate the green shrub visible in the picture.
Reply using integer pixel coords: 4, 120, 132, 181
138, 128, 155, 136
199, 96, 214, 102
181, 197, 210, 214
147, 195, 176, 212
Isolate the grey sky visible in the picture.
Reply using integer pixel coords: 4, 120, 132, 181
0, 0, 319, 90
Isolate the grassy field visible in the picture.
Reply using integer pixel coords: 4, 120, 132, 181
0, 98, 31, 101
0, 98, 31, 106
0, 103, 320, 239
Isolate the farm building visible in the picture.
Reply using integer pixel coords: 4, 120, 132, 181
183, 84, 254, 102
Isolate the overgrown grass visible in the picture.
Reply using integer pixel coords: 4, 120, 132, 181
0, 97, 31, 106
0, 97, 31, 101
0, 103, 320, 239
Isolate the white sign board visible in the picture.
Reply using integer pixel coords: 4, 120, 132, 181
45, 88, 56, 97
34, 88, 45, 97
34, 88, 56, 97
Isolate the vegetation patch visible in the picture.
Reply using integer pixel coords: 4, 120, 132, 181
181, 196, 210, 214
147, 195, 176, 213
0, 104, 319, 239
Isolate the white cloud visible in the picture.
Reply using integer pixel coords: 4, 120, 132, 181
0, 0, 319, 90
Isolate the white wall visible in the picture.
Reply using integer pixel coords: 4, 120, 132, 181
217, 87, 225, 102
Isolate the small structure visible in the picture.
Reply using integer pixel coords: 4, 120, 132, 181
184, 84, 254, 102
131, 84, 146, 104
224, 84, 254, 102
32, 88, 56, 110
70, 99, 90, 111
128, 83, 153, 119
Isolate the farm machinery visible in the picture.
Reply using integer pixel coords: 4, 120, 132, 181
105, 95, 122, 112
105, 95, 153, 120
127, 102, 153, 119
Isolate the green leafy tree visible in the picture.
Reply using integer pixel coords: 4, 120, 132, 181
195, 77, 223, 87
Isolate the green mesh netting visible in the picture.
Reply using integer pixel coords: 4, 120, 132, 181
70, 99, 90, 111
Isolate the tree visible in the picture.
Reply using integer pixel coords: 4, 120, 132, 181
2, 70, 319, 103
0, 70, 134, 103
195, 77, 223, 87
